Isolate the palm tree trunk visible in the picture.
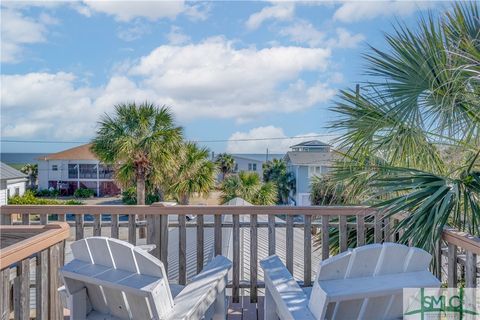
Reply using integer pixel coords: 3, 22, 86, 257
137, 173, 146, 238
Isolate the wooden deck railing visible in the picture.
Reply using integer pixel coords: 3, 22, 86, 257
0, 222, 69, 320
1, 204, 479, 309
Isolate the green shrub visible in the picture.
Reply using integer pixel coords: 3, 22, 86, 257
122, 187, 160, 205
35, 188, 60, 197
74, 188, 95, 198
8, 190, 83, 205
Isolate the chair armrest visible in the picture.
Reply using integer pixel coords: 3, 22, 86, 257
167, 255, 232, 320
260, 255, 316, 320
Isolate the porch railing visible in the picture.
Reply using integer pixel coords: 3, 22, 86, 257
1, 204, 479, 311
0, 222, 69, 320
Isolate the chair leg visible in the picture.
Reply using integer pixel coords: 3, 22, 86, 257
264, 286, 279, 320
213, 275, 228, 320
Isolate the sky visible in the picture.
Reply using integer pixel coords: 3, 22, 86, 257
0, 0, 449, 154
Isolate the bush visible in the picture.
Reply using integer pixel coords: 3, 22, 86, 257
35, 188, 60, 197
8, 190, 83, 205
74, 188, 95, 198
122, 187, 160, 205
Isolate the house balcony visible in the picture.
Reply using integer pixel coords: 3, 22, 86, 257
1, 204, 479, 319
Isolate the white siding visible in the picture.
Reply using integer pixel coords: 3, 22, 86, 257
0, 189, 6, 205
6, 179, 26, 197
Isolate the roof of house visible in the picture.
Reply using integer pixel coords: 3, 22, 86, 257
37, 143, 98, 161
0, 162, 28, 180
284, 150, 341, 166
290, 140, 332, 148
231, 154, 284, 162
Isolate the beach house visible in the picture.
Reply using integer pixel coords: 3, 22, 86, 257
37, 144, 120, 196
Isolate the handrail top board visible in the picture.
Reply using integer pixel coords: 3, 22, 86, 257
0, 204, 376, 216
0, 222, 70, 269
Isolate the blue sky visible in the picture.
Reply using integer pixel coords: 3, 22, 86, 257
1, 1, 448, 154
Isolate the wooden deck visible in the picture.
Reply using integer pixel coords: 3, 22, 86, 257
228, 296, 264, 320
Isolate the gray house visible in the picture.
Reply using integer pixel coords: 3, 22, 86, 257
284, 140, 339, 206
0, 162, 28, 205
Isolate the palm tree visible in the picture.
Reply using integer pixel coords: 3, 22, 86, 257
329, 2, 480, 253
263, 159, 295, 204
170, 142, 217, 204
215, 153, 235, 180
91, 102, 183, 205
21, 163, 38, 189
220, 171, 277, 205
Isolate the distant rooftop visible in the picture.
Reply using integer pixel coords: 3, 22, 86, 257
37, 143, 98, 161
290, 140, 332, 148
0, 162, 27, 180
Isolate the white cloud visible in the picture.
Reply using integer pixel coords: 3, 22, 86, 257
279, 20, 325, 47
0, 8, 49, 63
77, 0, 209, 22
333, 0, 437, 23
226, 126, 336, 153
280, 21, 364, 49
117, 21, 151, 42
166, 26, 191, 45
1, 39, 337, 139
246, 2, 295, 30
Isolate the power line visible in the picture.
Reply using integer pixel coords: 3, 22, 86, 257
0, 134, 338, 144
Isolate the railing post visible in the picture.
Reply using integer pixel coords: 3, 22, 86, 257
232, 214, 240, 303
75, 214, 84, 240
21, 214, 29, 225
214, 214, 222, 256
322, 215, 330, 260
196, 215, 204, 274
48, 243, 63, 320
36, 250, 49, 319
434, 238, 442, 281
111, 214, 119, 239
339, 215, 347, 252
0, 267, 10, 320
465, 251, 477, 288
447, 243, 458, 288
374, 212, 382, 243
268, 214, 276, 256
304, 214, 312, 287
40, 213, 48, 225
286, 215, 294, 274
128, 214, 136, 245
159, 215, 169, 272
356, 214, 365, 247
13, 259, 29, 320
0, 213, 12, 225
178, 214, 187, 285
93, 214, 101, 236
250, 213, 258, 302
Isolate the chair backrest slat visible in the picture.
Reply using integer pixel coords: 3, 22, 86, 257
62, 237, 173, 319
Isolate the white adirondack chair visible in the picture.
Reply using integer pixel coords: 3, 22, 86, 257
60, 237, 232, 320
260, 242, 441, 320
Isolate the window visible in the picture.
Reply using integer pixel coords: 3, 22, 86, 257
14, 187, 20, 196
252, 163, 257, 171
99, 164, 114, 179
79, 164, 97, 179
308, 166, 322, 177
52, 165, 58, 171
68, 164, 78, 179
248, 163, 252, 171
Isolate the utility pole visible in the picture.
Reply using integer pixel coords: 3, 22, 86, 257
266, 148, 269, 162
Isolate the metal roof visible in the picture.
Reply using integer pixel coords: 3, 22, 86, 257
290, 140, 332, 148
0, 162, 28, 180
284, 151, 340, 165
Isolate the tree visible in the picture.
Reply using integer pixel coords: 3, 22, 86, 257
215, 153, 235, 180
21, 163, 38, 189
91, 102, 183, 205
329, 2, 480, 254
263, 159, 295, 204
169, 142, 217, 204
220, 171, 277, 205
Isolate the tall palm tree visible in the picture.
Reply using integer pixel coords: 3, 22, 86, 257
170, 142, 217, 204
220, 171, 277, 205
329, 2, 480, 253
215, 153, 235, 180
21, 163, 38, 189
91, 102, 183, 205
263, 159, 295, 204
